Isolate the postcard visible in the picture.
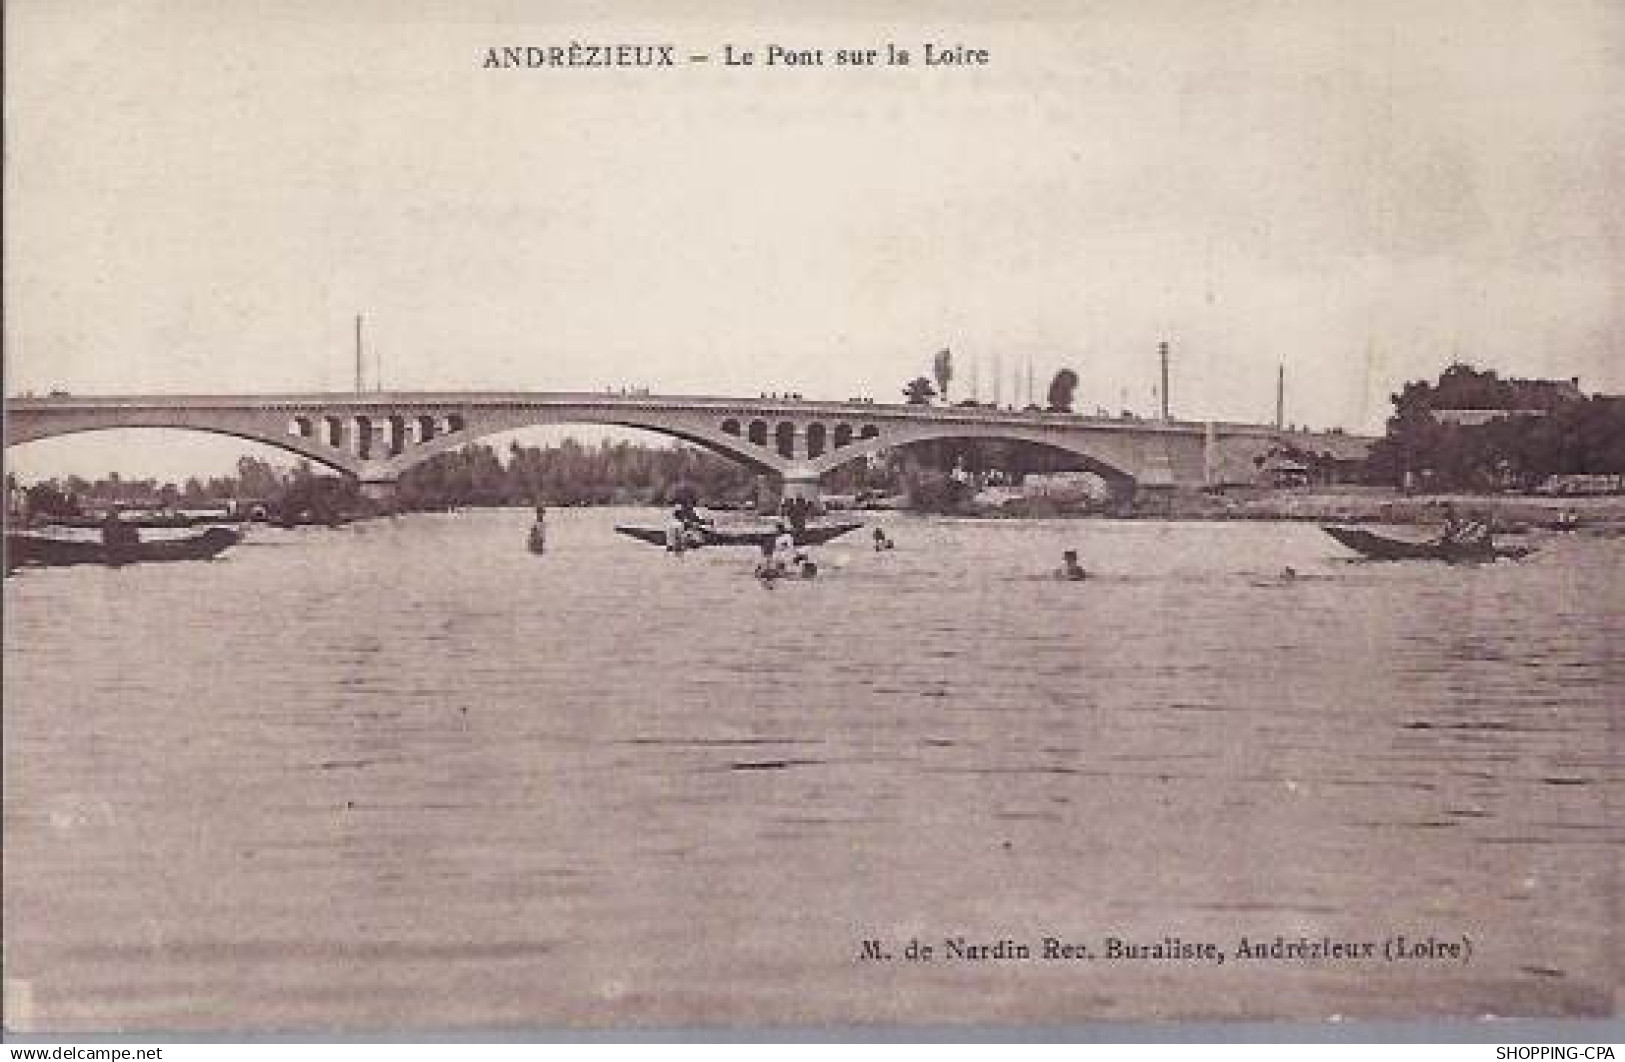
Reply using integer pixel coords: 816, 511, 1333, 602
4, 0, 1621, 1038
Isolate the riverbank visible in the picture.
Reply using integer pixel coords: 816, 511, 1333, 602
970, 486, 1625, 531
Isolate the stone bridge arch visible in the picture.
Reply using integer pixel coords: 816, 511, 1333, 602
5, 409, 363, 477
799, 419, 1146, 491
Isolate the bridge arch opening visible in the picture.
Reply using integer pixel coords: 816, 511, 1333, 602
813, 429, 1138, 506
721, 418, 741, 437
774, 422, 796, 459
805, 422, 827, 458
833, 423, 853, 449
4, 427, 352, 514
747, 420, 768, 447
390, 423, 767, 508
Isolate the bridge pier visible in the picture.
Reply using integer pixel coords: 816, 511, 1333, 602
358, 479, 399, 507
778, 469, 822, 511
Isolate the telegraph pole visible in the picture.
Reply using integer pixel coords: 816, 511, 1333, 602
1276, 364, 1285, 429
1158, 340, 1170, 420
354, 314, 364, 393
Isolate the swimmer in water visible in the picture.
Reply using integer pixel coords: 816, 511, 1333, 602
1057, 549, 1087, 581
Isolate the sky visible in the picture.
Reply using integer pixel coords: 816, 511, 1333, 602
6, 0, 1623, 480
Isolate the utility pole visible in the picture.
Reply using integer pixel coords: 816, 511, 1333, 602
354, 314, 364, 393
1158, 340, 1170, 420
993, 352, 1002, 407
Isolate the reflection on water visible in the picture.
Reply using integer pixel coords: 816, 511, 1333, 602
4, 509, 1621, 1030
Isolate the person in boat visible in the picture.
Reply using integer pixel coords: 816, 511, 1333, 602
527, 505, 547, 554
666, 499, 711, 552
1438, 504, 1492, 553
1056, 549, 1087, 581
1457, 513, 1491, 546
1437, 503, 1467, 547
674, 498, 710, 531
872, 526, 894, 551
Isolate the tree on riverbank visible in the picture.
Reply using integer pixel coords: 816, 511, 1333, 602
902, 376, 938, 405
1046, 368, 1079, 413
1367, 364, 1625, 491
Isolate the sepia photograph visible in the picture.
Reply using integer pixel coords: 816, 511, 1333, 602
4, 0, 1622, 1040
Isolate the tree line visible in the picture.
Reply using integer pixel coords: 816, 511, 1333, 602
10, 439, 800, 517
1366, 363, 1625, 492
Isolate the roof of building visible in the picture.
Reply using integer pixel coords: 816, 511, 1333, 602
1274, 431, 1375, 462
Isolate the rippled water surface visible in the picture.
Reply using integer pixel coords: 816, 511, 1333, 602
4, 509, 1621, 1031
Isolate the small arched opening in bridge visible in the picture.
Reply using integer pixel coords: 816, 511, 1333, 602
414, 416, 436, 444
747, 419, 768, 447
806, 422, 827, 459
774, 422, 796, 459
833, 423, 853, 449
354, 416, 374, 460
288, 416, 313, 439
323, 416, 344, 448
387, 416, 407, 457
721, 418, 741, 437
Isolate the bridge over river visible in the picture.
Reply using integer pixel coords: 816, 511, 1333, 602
4, 391, 1374, 502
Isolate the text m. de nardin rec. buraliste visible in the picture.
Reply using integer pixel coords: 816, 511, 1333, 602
857, 934, 1474, 966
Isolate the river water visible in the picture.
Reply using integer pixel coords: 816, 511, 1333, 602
4, 509, 1621, 1032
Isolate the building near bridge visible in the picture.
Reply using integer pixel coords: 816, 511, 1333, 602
1431, 375, 1587, 426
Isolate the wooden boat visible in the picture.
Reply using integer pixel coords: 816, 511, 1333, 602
40, 512, 237, 529
614, 520, 864, 549
1321, 525, 1533, 562
5, 527, 241, 569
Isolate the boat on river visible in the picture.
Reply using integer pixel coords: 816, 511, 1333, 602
1321, 525, 1533, 562
38, 512, 238, 530
614, 520, 864, 550
5, 527, 242, 569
